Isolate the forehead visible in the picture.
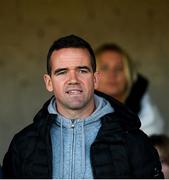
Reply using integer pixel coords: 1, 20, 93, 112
98, 51, 124, 65
50, 48, 91, 68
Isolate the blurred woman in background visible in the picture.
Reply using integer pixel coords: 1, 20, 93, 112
95, 43, 165, 135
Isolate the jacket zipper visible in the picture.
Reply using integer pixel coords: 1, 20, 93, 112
71, 120, 75, 179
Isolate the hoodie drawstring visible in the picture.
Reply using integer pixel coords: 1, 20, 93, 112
60, 118, 63, 178
72, 122, 75, 179
81, 120, 86, 178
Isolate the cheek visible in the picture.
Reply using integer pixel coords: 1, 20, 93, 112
52, 81, 63, 93
99, 74, 107, 83
101, 72, 108, 78
84, 77, 96, 91
117, 74, 128, 85
93, 78, 98, 89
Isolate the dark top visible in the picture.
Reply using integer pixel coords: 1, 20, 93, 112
125, 73, 148, 114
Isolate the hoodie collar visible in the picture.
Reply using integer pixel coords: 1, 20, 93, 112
33, 91, 141, 133
48, 95, 114, 128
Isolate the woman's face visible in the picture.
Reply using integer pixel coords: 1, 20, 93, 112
97, 51, 128, 101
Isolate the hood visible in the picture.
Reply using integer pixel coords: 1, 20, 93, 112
47, 94, 113, 127
33, 91, 141, 133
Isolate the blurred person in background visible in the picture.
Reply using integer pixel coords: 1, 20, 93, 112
150, 134, 169, 179
95, 43, 165, 136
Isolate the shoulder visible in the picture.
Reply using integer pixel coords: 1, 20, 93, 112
94, 123, 163, 178
124, 129, 163, 178
2, 97, 54, 178
4, 122, 39, 162
125, 129, 156, 154
12, 97, 55, 146
6, 100, 53, 156
2, 122, 40, 178
12, 122, 38, 146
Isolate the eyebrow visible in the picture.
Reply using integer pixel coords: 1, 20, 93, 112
53, 66, 92, 75
54, 68, 68, 75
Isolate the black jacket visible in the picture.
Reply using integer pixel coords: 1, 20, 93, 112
2, 91, 163, 179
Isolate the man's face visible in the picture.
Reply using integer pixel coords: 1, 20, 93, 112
44, 48, 98, 116
97, 51, 128, 99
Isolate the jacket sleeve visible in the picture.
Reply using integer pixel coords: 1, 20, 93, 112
2, 137, 21, 178
126, 130, 164, 178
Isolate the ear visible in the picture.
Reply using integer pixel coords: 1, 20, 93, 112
43, 74, 53, 92
93, 71, 100, 89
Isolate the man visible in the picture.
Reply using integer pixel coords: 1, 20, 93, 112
3, 35, 163, 178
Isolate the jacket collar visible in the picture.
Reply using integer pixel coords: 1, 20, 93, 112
32, 91, 141, 138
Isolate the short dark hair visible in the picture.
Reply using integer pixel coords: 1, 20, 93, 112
47, 34, 96, 75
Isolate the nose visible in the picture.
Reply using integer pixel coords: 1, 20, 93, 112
108, 69, 119, 78
68, 70, 79, 84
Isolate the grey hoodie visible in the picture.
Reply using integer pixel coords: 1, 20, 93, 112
48, 94, 114, 179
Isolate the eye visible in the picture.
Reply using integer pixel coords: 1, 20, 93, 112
114, 66, 123, 73
79, 68, 89, 73
100, 65, 109, 72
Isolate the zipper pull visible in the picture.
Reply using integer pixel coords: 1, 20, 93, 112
71, 124, 75, 128
71, 119, 75, 128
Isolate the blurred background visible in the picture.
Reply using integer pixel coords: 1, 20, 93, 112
0, 0, 168, 162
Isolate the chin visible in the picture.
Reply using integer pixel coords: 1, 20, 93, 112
68, 103, 85, 110
106, 91, 118, 97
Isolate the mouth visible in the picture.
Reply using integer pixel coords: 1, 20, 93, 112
107, 82, 117, 86
65, 89, 83, 95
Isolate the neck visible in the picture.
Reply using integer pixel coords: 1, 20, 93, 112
56, 101, 95, 120
111, 93, 126, 103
